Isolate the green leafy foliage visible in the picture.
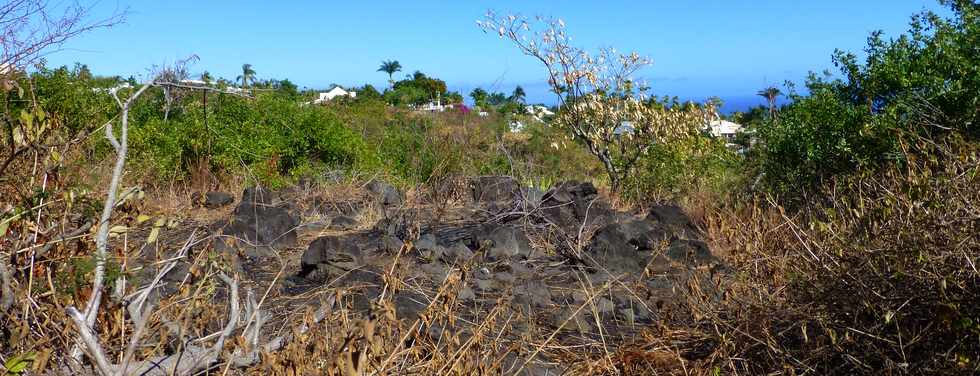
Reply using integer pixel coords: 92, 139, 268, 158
128, 92, 375, 184
756, 86, 892, 195
623, 134, 742, 201
753, 1, 979, 199
3, 352, 35, 374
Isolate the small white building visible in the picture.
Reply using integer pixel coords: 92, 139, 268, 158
313, 87, 356, 104
526, 105, 554, 122
418, 98, 453, 112
92, 82, 132, 94
708, 120, 743, 142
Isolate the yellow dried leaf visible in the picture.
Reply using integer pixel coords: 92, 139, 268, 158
147, 227, 161, 244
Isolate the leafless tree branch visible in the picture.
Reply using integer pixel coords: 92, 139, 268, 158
0, 1, 127, 73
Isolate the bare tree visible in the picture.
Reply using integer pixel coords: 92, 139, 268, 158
74, 81, 151, 337
478, 13, 714, 191
156, 55, 200, 121
0, 1, 126, 178
0, 0, 126, 73
60, 61, 285, 374
76, 55, 199, 330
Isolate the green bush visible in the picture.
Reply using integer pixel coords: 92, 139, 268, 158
753, 1, 978, 199
755, 87, 893, 195
622, 134, 742, 201
128, 93, 376, 184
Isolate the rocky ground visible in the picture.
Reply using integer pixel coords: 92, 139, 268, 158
132, 176, 728, 374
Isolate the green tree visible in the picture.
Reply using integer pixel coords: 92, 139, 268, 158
75, 63, 93, 80
377, 60, 402, 88
444, 91, 464, 104
487, 92, 508, 106
392, 71, 447, 102
754, 0, 980, 196
757, 86, 781, 119
200, 71, 212, 84
237, 63, 256, 90
470, 88, 488, 108
274, 78, 298, 98
510, 85, 526, 103
384, 85, 427, 106
357, 84, 382, 101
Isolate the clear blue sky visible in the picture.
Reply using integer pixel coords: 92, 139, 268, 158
48, 1, 947, 112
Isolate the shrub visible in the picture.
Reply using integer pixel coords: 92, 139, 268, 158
681, 131, 980, 374
753, 1, 979, 199
128, 93, 375, 184
755, 86, 893, 196
622, 134, 742, 202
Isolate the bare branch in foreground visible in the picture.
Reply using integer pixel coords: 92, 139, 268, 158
0, 255, 14, 311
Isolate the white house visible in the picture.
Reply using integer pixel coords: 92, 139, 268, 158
91, 82, 132, 94
418, 96, 454, 112
614, 121, 635, 135
525, 105, 554, 122
313, 87, 356, 104
708, 120, 743, 142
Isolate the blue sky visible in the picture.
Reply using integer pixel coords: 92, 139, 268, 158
48, 1, 947, 112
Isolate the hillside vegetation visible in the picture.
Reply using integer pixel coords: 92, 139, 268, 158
1, 1, 977, 375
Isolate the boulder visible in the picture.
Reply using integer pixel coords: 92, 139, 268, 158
540, 181, 612, 230
327, 215, 359, 231
223, 187, 298, 249
512, 281, 554, 308
367, 180, 403, 207
415, 233, 439, 252
475, 225, 533, 261
240, 186, 277, 206
647, 204, 701, 237
440, 242, 475, 264
299, 231, 407, 279
587, 218, 667, 274
665, 239, 715, 266
192, 191, 234, 209
458, 286, 476, 301
470, 176, 521, 204
300, 235, 364, 271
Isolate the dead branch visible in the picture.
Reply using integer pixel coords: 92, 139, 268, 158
70, 268, 337, 376
0, 1, 126, 72
80, 83, 151, 330
0, 254, 13, 311
66, 306, 114, 376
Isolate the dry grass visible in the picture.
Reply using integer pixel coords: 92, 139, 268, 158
626, 132, 980, 375
3, 121, 978, 375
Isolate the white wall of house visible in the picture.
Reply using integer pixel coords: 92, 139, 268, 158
314, 87, 356, 103
708, 120, 743, 141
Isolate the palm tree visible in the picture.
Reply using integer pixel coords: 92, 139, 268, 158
510, 85, 526, 104
470, 87, 488, 108
237, 63, 256, 90
757, 86, 781, 119
200, 71, 212, 84
377, 60, 402, 88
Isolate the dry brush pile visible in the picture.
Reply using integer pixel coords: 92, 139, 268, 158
636, 131, 980, 375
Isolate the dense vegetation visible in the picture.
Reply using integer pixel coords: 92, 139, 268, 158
1, 0, 977, 374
